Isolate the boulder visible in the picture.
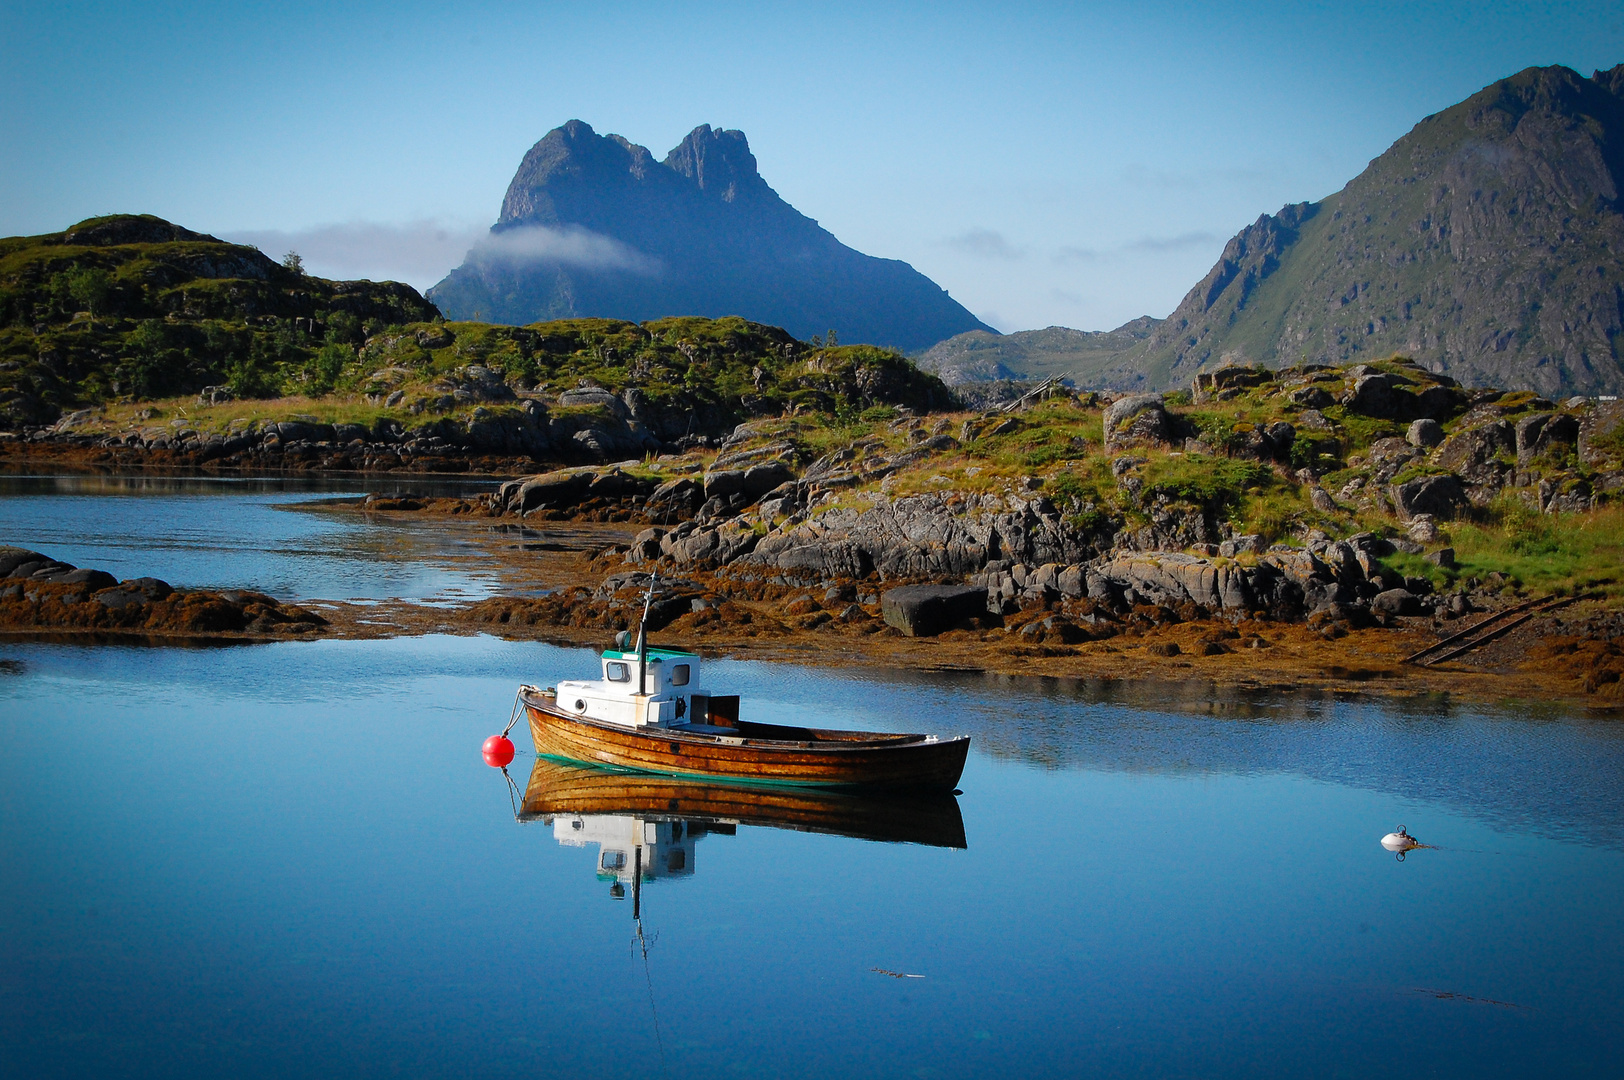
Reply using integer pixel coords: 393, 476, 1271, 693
1579, 401, 1624, 469
557, 386, 628, 416
272, 420, 337, 443
51, 568, 118, 591
1406, 515, 1440, 543
513, 470, 595, 514
1371, 588, 1421, 616
1390, 475, 1467, 520
880, 584, 987, 637
1431, 421, 1514, 486
1102, 394, 1171, 452
644, 477, 705, 524
1341, 373, 1407, 417
1515, 412, 1580, 466
1425, 548, 1456, 569
702, 461, 795, 506
1407, 418, 1444, 448
0, 547, 50, 577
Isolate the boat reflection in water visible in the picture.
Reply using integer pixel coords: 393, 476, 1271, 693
519, 758, 967, 904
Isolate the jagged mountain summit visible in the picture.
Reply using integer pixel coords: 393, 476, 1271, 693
429, 121, 993, 352
1111, 63, 1624, 396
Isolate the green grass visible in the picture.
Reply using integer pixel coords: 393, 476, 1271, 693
1443, 501, 1624, 598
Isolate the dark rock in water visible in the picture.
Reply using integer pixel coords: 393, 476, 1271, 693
880, 584, 985, 637
52, 568, 118, 591
0, 547, 50, 577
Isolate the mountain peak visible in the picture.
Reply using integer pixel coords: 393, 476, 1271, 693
434, 120, 993, 351
1115, 61, 1624, 396
663, 125, 766, 203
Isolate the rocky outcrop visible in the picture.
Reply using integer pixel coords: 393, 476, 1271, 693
0, 547, 327, 636
13, 394, 674, 471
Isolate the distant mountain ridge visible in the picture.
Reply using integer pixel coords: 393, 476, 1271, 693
429, 121, 992, 352
931, 63, 1624, 397
916, 318, 1160, 386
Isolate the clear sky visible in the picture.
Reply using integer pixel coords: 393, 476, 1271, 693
4, 1, 1623, 336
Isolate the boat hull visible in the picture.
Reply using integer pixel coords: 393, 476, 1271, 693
519, 758, 967, 847
522, 690, 968, 791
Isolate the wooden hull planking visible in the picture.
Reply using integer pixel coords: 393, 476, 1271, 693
522, 691, 968, 791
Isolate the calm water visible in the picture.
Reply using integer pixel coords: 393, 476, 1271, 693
2, 485, 1623, 1079
0, 474, 503, 603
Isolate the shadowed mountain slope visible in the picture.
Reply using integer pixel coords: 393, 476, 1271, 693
429, 121, 993, 353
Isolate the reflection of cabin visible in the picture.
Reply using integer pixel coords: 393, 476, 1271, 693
553, 647, 739, 730
554, 814, 719, 893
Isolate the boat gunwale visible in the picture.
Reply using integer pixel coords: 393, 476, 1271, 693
519, 687, 966, 755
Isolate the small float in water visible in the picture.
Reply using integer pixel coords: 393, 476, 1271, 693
1381, 825, 1420, 851
1381, 825, 1430, 859
511, 578, 970, 791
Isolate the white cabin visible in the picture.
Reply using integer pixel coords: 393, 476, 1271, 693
555, 646, 728, 729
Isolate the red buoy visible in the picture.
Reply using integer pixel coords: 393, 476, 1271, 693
482, 734, 515, 768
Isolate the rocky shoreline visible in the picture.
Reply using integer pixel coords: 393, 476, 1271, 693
0, 547, 329, 639
5, 355, 1623, 705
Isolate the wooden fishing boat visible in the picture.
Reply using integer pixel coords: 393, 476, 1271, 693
516, 582, 970, 791
519, 757, 967, 848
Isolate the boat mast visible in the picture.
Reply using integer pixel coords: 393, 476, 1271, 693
635, 575, 655, 697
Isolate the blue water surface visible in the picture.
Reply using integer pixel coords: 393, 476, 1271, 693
0, 474, 502, 602
2, 478, 1622, 1078
3, 634, 1622, 1080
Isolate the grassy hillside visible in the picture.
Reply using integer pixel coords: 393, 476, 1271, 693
0, 215, 953, 431
0, 214, 437, 426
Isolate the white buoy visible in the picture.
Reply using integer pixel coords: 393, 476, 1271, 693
1381, 825, 1420, 852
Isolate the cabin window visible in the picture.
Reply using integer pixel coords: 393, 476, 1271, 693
671, 664, 690, 686
605, 662, 630, 682
667, 849, 686, 871
601, 850, 627, 871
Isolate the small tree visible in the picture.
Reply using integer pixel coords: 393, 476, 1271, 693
67, 267, 111, 316
826, 329, 838, 346
282, 251, 304, 274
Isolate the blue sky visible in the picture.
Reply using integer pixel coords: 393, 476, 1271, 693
4, 1, 1623, 335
